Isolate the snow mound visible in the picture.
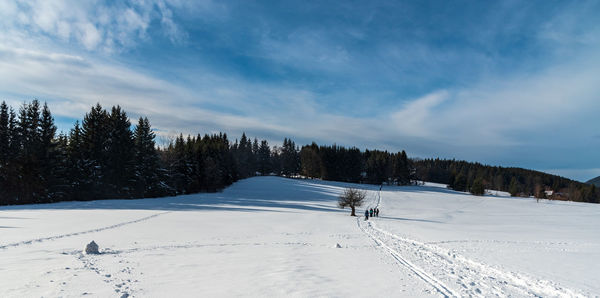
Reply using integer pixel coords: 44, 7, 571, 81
85, 240, 99, 254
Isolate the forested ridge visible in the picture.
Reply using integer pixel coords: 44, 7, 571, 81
413, 159, 598, 203
0, 100, 597, 205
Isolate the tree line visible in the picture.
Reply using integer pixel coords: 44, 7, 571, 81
0, 101, 332, 205
0, 100, 171, 204
299, 143, 410, 185
1, 100, 598, 205
413, 158, 599, 203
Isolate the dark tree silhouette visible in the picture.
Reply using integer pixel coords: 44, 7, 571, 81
338, 188, 367, 216
0, 100, 598, 206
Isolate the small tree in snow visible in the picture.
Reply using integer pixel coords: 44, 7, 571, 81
470, 177, 485, 196
338, 188, 366, 216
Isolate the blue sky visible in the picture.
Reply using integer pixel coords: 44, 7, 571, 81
1, 0, 599, 181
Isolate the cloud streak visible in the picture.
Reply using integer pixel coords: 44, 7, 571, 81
0, 0, 186, 52
0, 1, 599, 181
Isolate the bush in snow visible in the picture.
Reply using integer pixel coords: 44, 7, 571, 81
470, 177, 485, 196
338, 188, 366, 216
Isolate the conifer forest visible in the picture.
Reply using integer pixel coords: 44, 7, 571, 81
0, 100, 597, 206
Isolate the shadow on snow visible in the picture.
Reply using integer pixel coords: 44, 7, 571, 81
0, 177, 485, 217
0, 177, 353, 214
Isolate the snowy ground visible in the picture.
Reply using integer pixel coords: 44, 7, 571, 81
1, 177, 599, 297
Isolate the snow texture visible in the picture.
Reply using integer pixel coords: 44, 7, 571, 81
1, 176, 598, 297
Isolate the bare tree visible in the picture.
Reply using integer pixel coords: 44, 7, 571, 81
338, 188, 367, 216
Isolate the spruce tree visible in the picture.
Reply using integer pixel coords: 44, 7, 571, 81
0, 102, 10, 204
509, 177, 519, 197
81, 103, 109, 199
171, 134, 191, 193
398, 150, 410, 185
300, 143, 321, 178
257, 139, 271, 175
49, 134, 71, 201
0, 102, 9, 162
470, 177, 485, 196
345, 147, 363, 183
68, 121, 87, 200
235, 132, 254, 178
453, 173, 467, 191
106, 106, 135, 198
133, 117, 162, 197
281, 138, 299, 176
251, 138, 259, 174
39, 102, 58, 202
5, 108, 18, 203
14, 101, 43, 203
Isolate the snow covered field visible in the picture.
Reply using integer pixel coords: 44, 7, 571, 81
1, 176, 599, 297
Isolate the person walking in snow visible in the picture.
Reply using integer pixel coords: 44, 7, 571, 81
376, 208, 379, 217
364, 209, 369, 220
369, 208, 373, 218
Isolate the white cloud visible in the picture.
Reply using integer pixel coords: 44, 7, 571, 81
1, 40, 598, 157
79, 22, 102, 50
258, 29, 352, 72
1, 0, 599, 180
0, 0, 187, 52
391, 90, 448, 138
156, 0, 187, 43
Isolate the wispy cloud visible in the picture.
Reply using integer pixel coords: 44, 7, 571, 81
0, 1, 599, 181
0, 0, 187, 52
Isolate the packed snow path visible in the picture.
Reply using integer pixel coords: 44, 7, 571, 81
357, 190, 585, 297
1, 177, 599, 297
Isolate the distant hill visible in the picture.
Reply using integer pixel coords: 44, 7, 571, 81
587, 176, 600, 187
412, 158, 599, 203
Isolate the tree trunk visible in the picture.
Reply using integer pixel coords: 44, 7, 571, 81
350, 206, 355, 216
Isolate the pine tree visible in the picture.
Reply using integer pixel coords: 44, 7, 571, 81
0, 102, 9, 162
453, 173, 467, 191
345, 147, 363, 183
365, 150, 391, 184
0, 102, 10, 204
470, 177, 485, 196
133, 117, 162, 197
448, 172, 456, 189
14, 101, 43, 203
170, 134, 191, 193
398, 150, 411, 185
509, 177, 519, 197
5, 108, 18, 203
68, 121, 87, 200
257, 139, 271, 175
300, 143, 321, 178
280, 138, 299, 176
106, 106, 135, 198
39, 102, 58, 201
251, 137, 259, 174
81, 103, 109, 199
49, 134, 71, 201
235, 133, 253, 178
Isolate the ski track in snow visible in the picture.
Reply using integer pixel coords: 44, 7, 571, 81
357, 216, 458, 298
0, 212, 169, 250
358, 189, 585, 298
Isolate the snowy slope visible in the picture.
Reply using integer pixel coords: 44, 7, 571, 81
1, 176, 599, 297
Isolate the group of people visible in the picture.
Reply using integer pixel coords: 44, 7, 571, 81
364, 207, 379, 220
